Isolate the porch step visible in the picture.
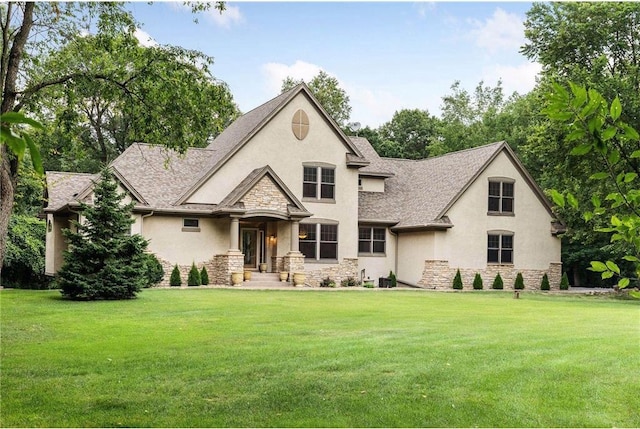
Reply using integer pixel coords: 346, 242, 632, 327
246, 272, 282, 283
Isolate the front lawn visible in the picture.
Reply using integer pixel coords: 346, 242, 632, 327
1, 289, 638, 427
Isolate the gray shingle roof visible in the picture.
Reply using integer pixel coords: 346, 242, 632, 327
45, 171, 97, 211
358, 141, 507, 229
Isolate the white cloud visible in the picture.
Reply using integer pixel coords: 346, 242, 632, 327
468, 8, 524, 55
262, 60, 324, 93
481, 61, 542, 96
347, 86, 404, 128
134, 28, 157, 47
206, 5, 244, 29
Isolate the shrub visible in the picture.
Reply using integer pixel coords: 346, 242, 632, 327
514, 272, 525, 290
389, 271, 397, 288
170, 265, 182, 287
363, 280, 375, 288
452, 269, 463, 290
320, 277, 335, 287
540, 273, 550, 291
200, 266, 209, 285
473, 273, 483, 290
341, 277, 357, 287
492, 273, 504, 290
187, 262, 201, 286
144, 253, 164, 287
560, 272, 570, 290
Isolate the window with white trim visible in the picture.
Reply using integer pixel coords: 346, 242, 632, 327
299, 223, 338, 260
303, 166, 335, 200
358, 227, 386, 254
488, 180, 514, 214
487, 233, 513, 264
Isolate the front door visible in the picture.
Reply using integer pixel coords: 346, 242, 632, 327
241, 228, 264, 270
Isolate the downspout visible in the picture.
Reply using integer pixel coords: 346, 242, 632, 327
140, 211, 154, 235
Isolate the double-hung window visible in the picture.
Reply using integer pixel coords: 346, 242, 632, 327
299, 223, 338, 260
303, 165, 335, 201
488, 180, 514, 214
358, 227, 386, 254
487, 233, 513, 264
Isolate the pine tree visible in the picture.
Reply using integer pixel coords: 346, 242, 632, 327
187, 262, 201, 286
200, 266, 209, 285
170, 265, 182, 287
473, 273, 483, 290
57, 169, 148, 300
452, 269, 463, 289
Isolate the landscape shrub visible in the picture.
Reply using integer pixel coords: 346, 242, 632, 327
144, 253, 164, 287
452, 269, 463, 289
200, 266, 209, 285
341, 277, 357, 287
492, 273, 504, 290
187, 262, 201, 286
363, 280, 375, 288
170, 265, 182, 287
389, 271, 397, 288
320, 277, 335, 287
560, 272, 570, 290
514, 272, 525, 290
540, 273, 550, 291
473, 273, 483, 290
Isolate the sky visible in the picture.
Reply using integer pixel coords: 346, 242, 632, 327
126, 1, 539, 128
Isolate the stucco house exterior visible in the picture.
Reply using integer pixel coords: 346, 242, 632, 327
44, 84, 565, 289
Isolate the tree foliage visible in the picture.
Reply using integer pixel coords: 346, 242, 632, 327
281, 71, 351, 127
543, 82, 639, 296
57, 169, 148, 300
375, 109, 439, 159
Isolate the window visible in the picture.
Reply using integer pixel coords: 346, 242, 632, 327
488, 233, 513, 264
300, 223, 338, 260
359, 227, 386, 254
303, 165, 335, 200
182, 218, 200, 232
488, 180, 514, 214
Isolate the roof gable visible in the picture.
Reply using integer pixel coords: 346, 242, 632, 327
176, 84, 365, 205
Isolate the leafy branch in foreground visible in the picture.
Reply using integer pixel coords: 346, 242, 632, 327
543, 82, 640, 297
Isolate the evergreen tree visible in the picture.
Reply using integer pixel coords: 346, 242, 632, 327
187, 262, 201, 286
492, 273, 504, 290
540, 273, 550, 291
144, 253, 164, 288
452, 269, 463, 289
560, 272, 570, 290
170, 265, 182, 287
514, 272, 525, 290
200, 266, 209, 285
57, 169, 148, 300
473, 273, 483, 290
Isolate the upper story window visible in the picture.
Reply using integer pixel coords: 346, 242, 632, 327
299, 223, 338, 261
488, 233, 513, 264
488, 180, 514, 214
359, 227, 386, 255
303, 165, 335, 201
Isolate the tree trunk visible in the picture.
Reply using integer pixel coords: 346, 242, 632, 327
0, 2, 35, 271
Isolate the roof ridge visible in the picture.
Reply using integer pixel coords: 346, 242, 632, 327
419, 141, 506, 163
46, 171, 97, 176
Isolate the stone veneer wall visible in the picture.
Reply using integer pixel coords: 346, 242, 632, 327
304, 258, 359, 287
155, 253, 243, 287
240, 176, 290, 212
418, 260, 563, 290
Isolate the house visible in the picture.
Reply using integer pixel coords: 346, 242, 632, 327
44, 84, 565, 289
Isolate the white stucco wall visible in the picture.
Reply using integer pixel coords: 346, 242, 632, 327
187, 93, 361, 261
396, 231, 437, 284
143, 216, 228, 265
441, 151, 561, 270
360, 177, 385, 193
358, 228, 397, 281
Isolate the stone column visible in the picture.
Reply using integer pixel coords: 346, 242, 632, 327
229, 216, 240, 252
290, 220, 300, 253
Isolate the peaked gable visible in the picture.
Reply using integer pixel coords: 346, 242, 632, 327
176, 84, 366, 205
215, 165, 311, 219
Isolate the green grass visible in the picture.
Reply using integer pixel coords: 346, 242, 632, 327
1, 289, 638, 427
